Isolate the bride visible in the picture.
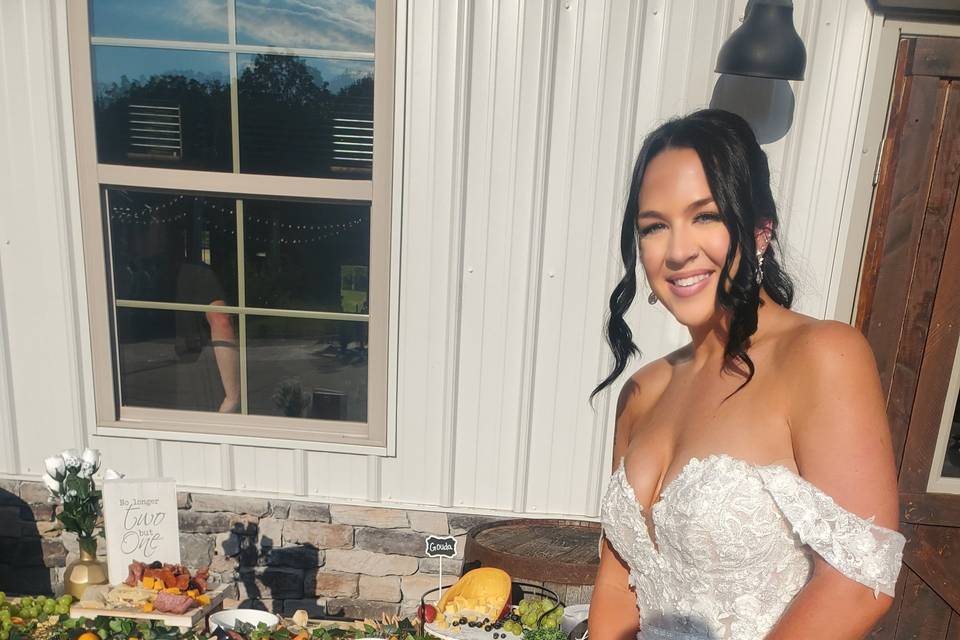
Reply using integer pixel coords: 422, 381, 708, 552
587, 110, 904, 639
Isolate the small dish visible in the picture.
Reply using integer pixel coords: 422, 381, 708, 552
208, 609, 280, 633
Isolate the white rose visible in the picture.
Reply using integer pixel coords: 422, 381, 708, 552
60, 449, 81, 470
44, 456, 66, 480
81, 448, 101, 471
103, 468, 125, 480
42, 473, 61, 495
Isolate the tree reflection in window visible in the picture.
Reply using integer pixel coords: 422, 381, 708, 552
238, 53, 373, 179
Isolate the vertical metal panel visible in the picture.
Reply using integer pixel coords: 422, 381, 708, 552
0, 0, 87, 475
451, 0, 560, 511
306, 452, 367, 500
381, 0, 471, 507
232, 446, 295, 494
159, 441, 222, 488
89, 436, 150, 477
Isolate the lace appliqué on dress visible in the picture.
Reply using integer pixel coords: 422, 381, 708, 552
757, 466, 905, 597
599, 454, 905, 640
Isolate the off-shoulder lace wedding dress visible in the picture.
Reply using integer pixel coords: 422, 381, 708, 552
600, 453, 905, 639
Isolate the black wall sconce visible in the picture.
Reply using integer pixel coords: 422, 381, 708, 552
715, 0, 807, 81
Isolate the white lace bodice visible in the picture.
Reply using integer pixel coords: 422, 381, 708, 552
599, 454, 905, 639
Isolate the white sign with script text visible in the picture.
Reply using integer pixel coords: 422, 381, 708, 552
103, 478, 180, 585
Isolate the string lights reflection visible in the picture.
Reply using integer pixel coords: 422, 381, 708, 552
109, 194, 365, 245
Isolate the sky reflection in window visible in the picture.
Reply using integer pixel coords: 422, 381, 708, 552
236, 0, 375, 53
90, 0, 229, 43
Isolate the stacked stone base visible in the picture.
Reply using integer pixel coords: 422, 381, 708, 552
0, 479, 503, 618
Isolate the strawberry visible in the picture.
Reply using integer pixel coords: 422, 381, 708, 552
418, 604, 438, 623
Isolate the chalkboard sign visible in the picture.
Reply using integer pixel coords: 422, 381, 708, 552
102, 478, 181, 585
425, 535, 458, 558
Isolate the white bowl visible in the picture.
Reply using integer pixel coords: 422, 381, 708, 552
561, 604, 590, 635
208, 609, 280, 633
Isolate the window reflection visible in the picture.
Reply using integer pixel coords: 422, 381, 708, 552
246, 316, 368, 421
107, 189, 238, 305
92, 47, 231, 170
117, 308, 240, 413
942, 401, 960, 477
91, 0, 229, 43
244, 199, 369, 312
238, 54, 373, 178
236, 0, 375, 52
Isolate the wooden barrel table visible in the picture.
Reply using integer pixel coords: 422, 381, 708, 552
462, 519, 600, 605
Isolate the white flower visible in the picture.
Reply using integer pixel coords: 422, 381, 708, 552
60, 449, 81, 470
80, 448, 101, 471
103, 468, 125, 480
44, 456, 65, 480
42, 473, 61, 495
78, 462, 93, 479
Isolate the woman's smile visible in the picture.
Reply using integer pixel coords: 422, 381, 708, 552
666, 270, 715, 298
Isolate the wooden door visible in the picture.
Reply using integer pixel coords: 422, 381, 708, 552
856, 36, 960, 638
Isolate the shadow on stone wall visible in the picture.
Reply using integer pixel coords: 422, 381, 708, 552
0, 487, 54, 595
232, 522, 321, 616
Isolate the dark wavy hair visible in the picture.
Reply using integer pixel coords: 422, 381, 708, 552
591, 109, 794, 399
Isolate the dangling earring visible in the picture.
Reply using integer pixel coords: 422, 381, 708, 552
648, 291, 658, 305
756, 250, 765, 286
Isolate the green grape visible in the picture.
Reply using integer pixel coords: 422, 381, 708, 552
42, 600, 55, 614
57, 595, 72, 607
35, 596, 46, 604
55, 603, 68, 616
18, 598, 31, 609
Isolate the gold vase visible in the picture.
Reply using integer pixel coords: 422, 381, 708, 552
64, 539, 108, 599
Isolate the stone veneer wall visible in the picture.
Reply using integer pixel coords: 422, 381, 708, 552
0, 478, 526, 618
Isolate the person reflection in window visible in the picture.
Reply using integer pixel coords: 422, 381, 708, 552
176, 262, 240, 413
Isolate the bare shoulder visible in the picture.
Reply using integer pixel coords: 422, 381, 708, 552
773, 317, 897, 528
778, 318, 879, 386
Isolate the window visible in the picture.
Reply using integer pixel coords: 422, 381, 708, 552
930, 332, 960, 494
67, 0, 396, 449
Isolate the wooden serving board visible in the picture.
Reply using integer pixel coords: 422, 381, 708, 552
69, 585, 226, 629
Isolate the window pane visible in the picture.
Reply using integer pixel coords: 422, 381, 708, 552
117, 308, 240, 413
244, 199, 369, 312
90, 0, 229, 43
236, 0, 375, 53
942, 399, 960, 477
246, 316, 367, 422
238, 54, 373, 178
92, 46, 231, 171
107, 189, 238, 306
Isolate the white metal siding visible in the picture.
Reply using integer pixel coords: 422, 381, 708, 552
0, 0, 878, 518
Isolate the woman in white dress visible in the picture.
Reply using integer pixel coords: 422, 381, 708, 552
587, 110, 905, 640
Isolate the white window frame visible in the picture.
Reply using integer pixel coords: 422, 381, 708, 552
66, 0, 398, 454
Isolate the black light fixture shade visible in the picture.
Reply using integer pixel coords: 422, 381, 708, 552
715, 1, 806, 81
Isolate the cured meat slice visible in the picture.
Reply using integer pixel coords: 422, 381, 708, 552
153, 590, 196, 614
124, 561, 145, 587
